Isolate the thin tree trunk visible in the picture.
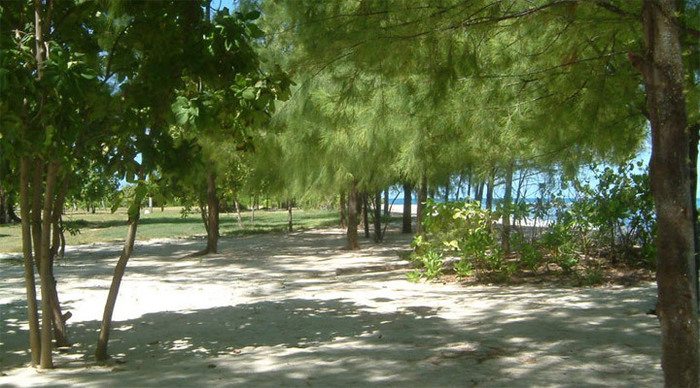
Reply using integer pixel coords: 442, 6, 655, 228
205, 170, 219, 254
373, 191, 382, 243
346, 182, 359, 250
416, 175, 428, 235
690, 124, 700, 313
485, 172, 495, 212
402, 183, 412, 233
19, 157, 40, 366
199, 201, 209, 235
339, 191, 347, 229
636, 1, 698, 385
475, 182, 484, 205
287, 200, 293, 232
38, 161, 59, 369
95, 204, 141, 361
383, 189, 389, 216
234, 199, 243, 229
501, 163, 514, 255
250, 196, 256, 223
0, 185, 7, 224
31, 158, 43, 271
47, 177, 69, 348
362, 193, 370, 238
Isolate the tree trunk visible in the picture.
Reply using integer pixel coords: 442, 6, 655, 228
373, 191, 382, 243
38, 161, 59, 369
339, 192, 347, 229
485, 173, 494, 212
47, 177, 70, 348
0, 185, 8, 224
31, 158, 43, 271
475, 182, 484, 205
501, 163, 514, 255
637, 1, 698, 385
346, 182, 359, 250
234, 199, 243, 229
416, 175, 428, 235
362, 193, 370, 238
95, 205, 141, 361
383, 189, 389, 216
690, 124, 699, 314
199, 201, 209, 235
287, 200, 293, 232
402, 183, 412, 233
19, 157, 41, 366
205, 170, 219, 254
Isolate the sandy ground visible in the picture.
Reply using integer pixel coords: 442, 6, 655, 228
0, 227, 661, 387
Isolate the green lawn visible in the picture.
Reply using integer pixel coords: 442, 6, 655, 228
0, 207, 338, 254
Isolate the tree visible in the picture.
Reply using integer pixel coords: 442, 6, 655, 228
264, 1, 699, 384
171, 6, 290, 254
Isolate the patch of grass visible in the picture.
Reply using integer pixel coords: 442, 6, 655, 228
0, 207, 338, 254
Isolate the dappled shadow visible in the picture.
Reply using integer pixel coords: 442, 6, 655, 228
1, 290, 660, 386
0, 227, 661, 386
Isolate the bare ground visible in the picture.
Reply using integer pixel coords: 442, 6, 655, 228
0, 228, 661, 387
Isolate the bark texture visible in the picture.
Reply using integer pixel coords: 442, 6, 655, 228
19, 158, 41, 366
416, 176, 428, 235
205, 170, 219, 254
373, 191, 382, 243
95, 209, 140, 361
637, 1, 698, 385
402, 183, 412, 233
38, 161, 58, 369
501, 164, 514, 254
346, 182, 360, 250
339, 192, 347, 229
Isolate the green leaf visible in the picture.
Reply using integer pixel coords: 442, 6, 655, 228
244, 10, 261, 20
241, 87, 256, 100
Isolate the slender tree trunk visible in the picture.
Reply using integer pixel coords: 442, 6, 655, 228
205, 170, 219, 254
416, 175, 428, 234
19, 157, 41, 366
501, 163, 514, 255
346, 182, 360, 250
339, 191, 347, 229
0, 185, 7, 224
475, 182, 484, 205
373, 191, 382, 243
402, 183, 412, 233
31, 158, 43, 270
636, 1, 698, 385
287, 200, 293, 232
47, 177, 69, 348
485, 173, 495, 211
199, 201, 209, 235
251, 196, 256, 223
95, 206, 140, 361
362, 193, 370, 238
383, 189, 389, 216
38, 161, 59, 369
234, 199, 243, 229
690, 124, 699, 314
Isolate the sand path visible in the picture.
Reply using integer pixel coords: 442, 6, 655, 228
1, 228, 661, 386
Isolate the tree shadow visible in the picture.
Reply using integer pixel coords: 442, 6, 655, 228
0, 291, 660, 387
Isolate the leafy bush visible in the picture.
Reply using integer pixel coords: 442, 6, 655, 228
412, 200, 507, 280
407, 249, 444, 281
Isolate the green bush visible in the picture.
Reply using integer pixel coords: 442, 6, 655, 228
407, 249, 444, 281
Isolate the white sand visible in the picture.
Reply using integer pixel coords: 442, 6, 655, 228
0, 228, 661, 386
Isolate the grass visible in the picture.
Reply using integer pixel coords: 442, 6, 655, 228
0, 207, 338, 254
